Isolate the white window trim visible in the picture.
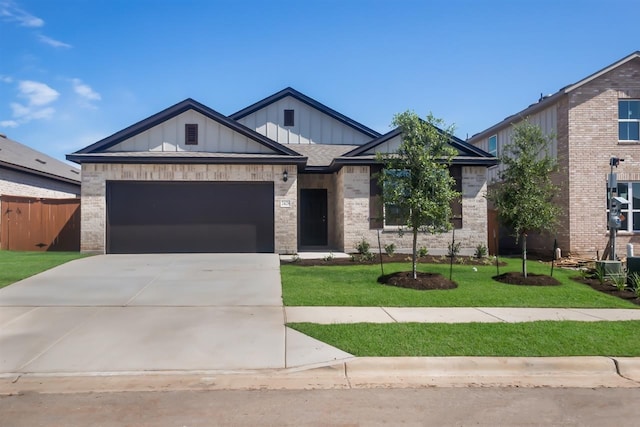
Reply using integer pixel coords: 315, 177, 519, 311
618, 100, 640, 142
608, 181, 640, 232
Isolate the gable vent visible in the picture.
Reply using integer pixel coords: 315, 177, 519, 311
185, 124, 198, 145
284, 109, 294, 127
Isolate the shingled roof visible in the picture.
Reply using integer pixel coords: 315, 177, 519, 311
0, 135, 81, 185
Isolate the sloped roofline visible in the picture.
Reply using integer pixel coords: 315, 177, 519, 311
343, 126, 495, 160
69, 98, 302, 158
1, 135, 80, 185
469, 51, 640, 142
229, 87, 382, 139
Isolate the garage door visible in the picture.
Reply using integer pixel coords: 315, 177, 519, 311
106, 181, 274, 253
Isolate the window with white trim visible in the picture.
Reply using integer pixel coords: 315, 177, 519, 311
619, 100, 640, 141
607, 182, 640, 231
488, 134, 497, 156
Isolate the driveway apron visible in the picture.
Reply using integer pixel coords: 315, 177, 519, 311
0, 254, 349, 374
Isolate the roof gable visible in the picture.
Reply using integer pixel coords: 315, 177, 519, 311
344, 127, 495, 160
0, 135, 80, 184
229, 87, 381, 144
71, 98, 301, 157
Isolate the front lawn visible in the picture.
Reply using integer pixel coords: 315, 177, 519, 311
289, 321, 640, 356
0, 251, 88, 289
281, 258, 636, 308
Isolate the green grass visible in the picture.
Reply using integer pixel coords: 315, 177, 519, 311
281, 258, 637, 308
0, 250, 88, 289
289, 321, 640, 356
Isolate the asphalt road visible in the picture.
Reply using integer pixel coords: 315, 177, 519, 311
2, 388, 640, 426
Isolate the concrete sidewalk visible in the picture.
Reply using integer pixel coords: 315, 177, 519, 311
285, 307, 640, 324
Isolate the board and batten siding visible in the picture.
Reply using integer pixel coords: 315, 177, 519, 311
106, 110, 276, 154
363, 134, 402, 154
478, 104, 558, 183
236, 96, 372, 145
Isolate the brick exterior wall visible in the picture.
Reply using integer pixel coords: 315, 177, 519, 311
0, 167, 80, 199
566, 58, 640, 256
338, 165, 489, 255
80, 163, 297, 254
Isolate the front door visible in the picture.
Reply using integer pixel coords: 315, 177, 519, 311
300, 189, 328, 246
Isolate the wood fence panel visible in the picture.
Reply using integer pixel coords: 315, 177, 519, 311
0, 196, 80, 251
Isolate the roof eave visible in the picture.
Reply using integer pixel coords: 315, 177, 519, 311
0, 160, 81, 185
65, 154, 308, 166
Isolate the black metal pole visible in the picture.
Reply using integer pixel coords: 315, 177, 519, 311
551, 237, 557, 277
449, 228, 455, 281
377, 229, 384, 277
494, 229, 500, 276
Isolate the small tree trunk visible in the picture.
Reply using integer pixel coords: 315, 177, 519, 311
522, 233, 528, 278
412, 227, 418, 279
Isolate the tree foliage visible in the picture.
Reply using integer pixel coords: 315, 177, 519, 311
486, 120, 561, 277
377, 111, 459, 279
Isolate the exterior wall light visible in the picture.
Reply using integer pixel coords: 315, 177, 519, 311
283, 170, 288, 182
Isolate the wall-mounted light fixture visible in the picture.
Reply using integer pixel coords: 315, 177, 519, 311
283, 170, 288, 182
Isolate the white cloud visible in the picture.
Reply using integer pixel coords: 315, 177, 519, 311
71, 78, 101, 101
37, 34, 72, 49
0, 120, 19, 128
10, 102, 30, 117
0, 0, 44, 27
2, 81, 59, 127
18, 80, 59, 106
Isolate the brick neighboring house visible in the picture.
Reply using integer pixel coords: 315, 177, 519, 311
68, 87, 496, 254
0, 134, 81, 250
468, 51, 640, 257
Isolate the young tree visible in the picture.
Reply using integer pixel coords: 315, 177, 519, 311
377, 111, 459, 279
486, 120, 561, 278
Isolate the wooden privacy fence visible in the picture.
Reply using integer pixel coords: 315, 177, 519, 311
0, 195, 80, 251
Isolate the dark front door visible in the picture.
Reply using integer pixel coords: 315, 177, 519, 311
300, 189, 328, 246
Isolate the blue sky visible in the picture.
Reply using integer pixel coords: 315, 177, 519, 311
1, 0, 639, 163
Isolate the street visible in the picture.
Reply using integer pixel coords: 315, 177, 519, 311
2, 387, 640, 426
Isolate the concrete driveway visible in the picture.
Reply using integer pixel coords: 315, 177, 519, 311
0, 254, 351, 374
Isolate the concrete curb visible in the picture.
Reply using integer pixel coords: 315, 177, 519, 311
345, 357, 638, 388
2, 357, 639, 394
614, 357, 640, 382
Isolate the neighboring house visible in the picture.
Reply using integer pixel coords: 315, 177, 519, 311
468, 51, 640, 257
68, 87, 496, 254
0, 134, 81, 250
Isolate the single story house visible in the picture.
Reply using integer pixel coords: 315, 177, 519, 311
0, 134, 81, 250
68, 88, 496, 254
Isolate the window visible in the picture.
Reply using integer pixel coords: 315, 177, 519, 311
488, 135, 498, 156
284, 109, 294, 127
618, 100, 640, 141
607, 181, 640, 232
185, 124, 198, 145
383, 169, 410, 227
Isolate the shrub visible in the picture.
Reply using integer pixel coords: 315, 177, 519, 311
474, 244, 488, 258
355, 238, 371, 255
611, 273, 626, 291
322, 252, 335, 262
384, 243, 396, 257
447, 241, 461, 258
418, 246, 428, 257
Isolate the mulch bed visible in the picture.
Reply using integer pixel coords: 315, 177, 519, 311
493, 272, 561, 286
284, 254, 505, 267
572, 276, 640, 306
377, 271, 457, 290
